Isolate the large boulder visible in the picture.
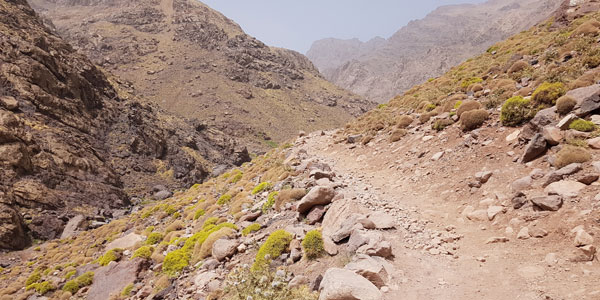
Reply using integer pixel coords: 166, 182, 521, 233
319, 268, 383, 300
60, 215, 85, 239
297, 186, 335, 214
344, 255, 391, 288
0, 204, 29, 250
568, 84, 600, 116
322, 199, 366, 242
87, 258, 149, 300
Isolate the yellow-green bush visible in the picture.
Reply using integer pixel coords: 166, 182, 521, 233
121, 283, 134, 297
461, 109, 489, 131
302, 230, 324, 260
164, 205, 177, 215
25, 271, 41, 286
555, 145, 592, 168
146, 232, 163, 245
556, 95, 577, 115
217, 194, 232, 205
162, 249, 190, 277
64, 270, 76, 280
193, 208, 206, 220
242, 223, 261, 236
202, 217, 219, 229
532, 82, 566, 106
262, 191, 279, 213
569, 119, 596, 132
460, 77, 483, 89
132, 246, 154, 259
195, 227, 236, 260
63, 272, 94, 294
252, 230, 293, 272
500, 96, 534, 126
252, 182, 272, 195
26, 281, 55, 295
98, 248, 122, 266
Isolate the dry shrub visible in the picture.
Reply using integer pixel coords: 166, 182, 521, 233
573, 19, 600, 36
556, 95, 577, 115
570, 70, 600, 89
507, 60, 529, 74
460, 109, 489, 131
389, 129, 407, 142
396, 115, 413, 128
456, 100, 481, 118
432, 119, 454, 131
275, 189, 306, 210
165, 220, 184, 233
361, 134, 374, 145
448, 93, 467, 102
490, 78, 517, 100
440, 100, 458, 112
554, 145, 591, 168
469, 83, 484, 93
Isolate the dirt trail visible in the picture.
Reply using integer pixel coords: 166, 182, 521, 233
301, 131, 600, 300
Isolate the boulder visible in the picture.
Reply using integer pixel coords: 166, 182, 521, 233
0, 96, 18, 110
323, 237, 338, 256
194, 271, 219, 290
542, 126, 563, 145
348, 229, 371, 252
569, 84, 600, 116
344, 255, 390, 288
0, 204, 30, 250
531, 195, 563, 211
588, 137, 600, 149
545, 180, 586, 198
297, 186, 336, 214
356, 232, 393, 258
309, 170, 335, 180
330, 213, 363, 243
319, 268, 383, 300
557, 114, 578, 130
153, 190, 172, 200
212, 239, 238, 261
106, 233, 144, 250
322, 199, 366, 242
87, 258, 148, 300
366, 211, 396, 229
575, 229, 594, 247
521, 133, 547, 163
306, 205, 327, 225
60, 215, 85, 239
557, 163, 583, 176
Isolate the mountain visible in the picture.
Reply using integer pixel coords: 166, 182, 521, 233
29, 0, 374, 152
307, 0, 563, 103
0, 0, 249, 250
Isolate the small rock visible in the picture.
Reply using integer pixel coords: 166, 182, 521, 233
542, 126, 563, 146
487, 206, 505, 221
529, 227, 548, 238
575, 229, 594, 247
511, 176, 533, 192
531, 195, 563, 211
367, 211, 396, 229
297, 186, 336, 214
485, 237, 509, 244
545, 180, 586, 198
521, 133, 547, 163
0, 96, 18, 110
557, 113, 578, 130
153, 190, 172, 200
588, 137, 600, 149
431, 151, 444, 161
306, 205, 327, 225
517, 227, 530, 240
347, 135, 363, 144
577, 173, 599, 185
212, 239, 238, 261
475, 171, 493, 184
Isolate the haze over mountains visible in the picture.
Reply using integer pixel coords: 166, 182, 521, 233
307, 0, 563, 103
30, 0, 374, 151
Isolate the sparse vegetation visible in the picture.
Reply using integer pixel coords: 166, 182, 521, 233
121, 283, 134, 297
389, 129, 407, 142
569, 119, 596, 132
302, 230, 324, 260
252, 230, 293, 272
262, 191, 279, 213
275, 189, 306, 210
500, 96, 534, 126
193, 208, 206, 220
63, 272, 94, 294
396, 115, 413, 128
26, 281, 55, 295
225, 266, 318, 300
217, 194, 232, 205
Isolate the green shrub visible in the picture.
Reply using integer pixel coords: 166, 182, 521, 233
132, 246, 154, 259
26, 281, 55, 295
164, 205, 177, 215
556, 95, 577, 115
229, 172, 243, 183
302, 230, 324, 260
162, 249, 190, 277
461, 109, 489, 131
217, 194, 232, 205
432, 119, 454, 131
555, 145, 592, 168
377, 103, 388, 109
146, 232, 163, 245
456, 100, 481, 118
62, 280, 80, 294
193, 209, 206, 220
500, 96, 534, 126
424, 103, 436, 112
63, 272, 94, 294
121, 284, 134, 296
252, 182, 272, 195
262, 191, 279, 213
532, 82, 565, 105
453, 101, 462, 109
569, 119, 596, 132
242, 223, 261, 236
202, 217, 219, 229
25, 271, 42, 286
65, 270, 76, 280
98, 249, 122, 266
460, 77, 483, 89
252, 230, 293, 272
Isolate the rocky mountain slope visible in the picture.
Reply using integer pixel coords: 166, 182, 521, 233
307, 0, 563, 103
28, 0, 374, 152
0, 0, 249, 250
3, 1, 600, 300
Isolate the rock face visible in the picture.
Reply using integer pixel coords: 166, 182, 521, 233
318, 268, 383, 300
30, 0, 374, 152
0, 0, 248, 249
306, 0, 562, 102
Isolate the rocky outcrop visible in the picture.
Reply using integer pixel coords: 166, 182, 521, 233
307, 0, 563, 103
30, 0, 374, 152
0, 0, 247, 249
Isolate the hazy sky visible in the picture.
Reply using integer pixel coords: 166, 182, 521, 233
202, 0, 486, 54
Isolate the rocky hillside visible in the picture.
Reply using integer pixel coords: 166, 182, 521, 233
29, 0, 374, 152
3, 1, 600, 300
307, 0, 563, 103
0, 0, 249, 251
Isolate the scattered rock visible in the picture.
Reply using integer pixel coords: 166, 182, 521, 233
366, 211, 396, 229
521, 133, 547, 163
194, 271, 219, 290
153, 190, 172, 200
545, 180, 586, 198
485, 237, 509, 244
289, 275, 309, 289
297, 186, 336, 214
318, 268, 383, 300
575, 229, 594, 247
475, 171, 493, 184
588, 137, 600, 149
60, 215, 85, 239
487, 206, 505, 221
323, 237, 338, 256
517, 227, 530, 240
331, 213, 363, 243
529, 227, 548, 238
347, 135, 363, 144
511, 192, 528, 209
511, 176, 533, 192
467, 210, 488, 222
531, 195, 563, 211
212, 239, 238, 261
557, 113, 578, 130
356, 232, 393, 258
577, 173, 599, 185
0, 96, 18, 110
542, 126, 563, 146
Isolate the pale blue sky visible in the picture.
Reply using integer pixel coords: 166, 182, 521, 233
202, 0, 486, 53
